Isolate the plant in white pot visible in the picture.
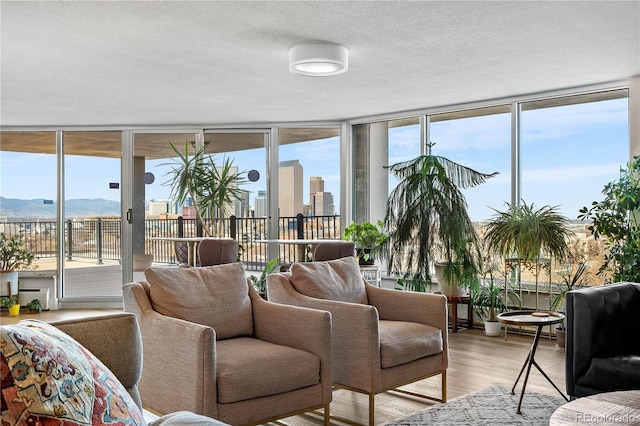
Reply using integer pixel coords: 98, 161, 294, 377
471, 266, 520, 336
1, 233, 36, 297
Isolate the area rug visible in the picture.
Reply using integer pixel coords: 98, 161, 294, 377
384, 384, 565, 425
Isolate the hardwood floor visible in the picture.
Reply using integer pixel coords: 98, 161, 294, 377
0, 309, 567, 425
280, 326, 566, 425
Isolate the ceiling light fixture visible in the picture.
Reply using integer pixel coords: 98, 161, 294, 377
289, 42, 348, 76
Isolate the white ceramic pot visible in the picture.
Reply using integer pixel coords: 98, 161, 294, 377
133, 254, 154, 272
0, 271, 19, 297
484, 320, 502, 336
434, 262, 468, 297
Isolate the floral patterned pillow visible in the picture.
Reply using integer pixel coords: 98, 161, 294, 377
0, 320, 145, 426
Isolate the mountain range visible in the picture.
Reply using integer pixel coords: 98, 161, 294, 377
0, 197, 121, 219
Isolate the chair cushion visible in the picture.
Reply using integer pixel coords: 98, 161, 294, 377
215, 337, 320, 404
0, 320, 145, 426
145, 263, 253, 340
577, 355, 640, 392
379, 320, 443, 368
289, 257, 367, 304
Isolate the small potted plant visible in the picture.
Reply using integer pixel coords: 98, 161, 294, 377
471, 266, 520, 336
1, 233, 36, 297
343, 220, 387, 265
25, 298, 43, 313
1, 296, 20, 316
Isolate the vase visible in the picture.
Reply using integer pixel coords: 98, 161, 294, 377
484, 320, 502, 336
8, 304, 20, 316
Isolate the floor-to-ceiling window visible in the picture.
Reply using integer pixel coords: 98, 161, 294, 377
521, 90, 629, 285
429, 106, 511, 222
63, 131, 122, 298
0, 131, 58, 307
277, 127, 341, 262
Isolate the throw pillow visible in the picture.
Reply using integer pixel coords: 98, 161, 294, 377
290, 257, 367, 304
0, 320, 145, 426
145, 263, 253, 340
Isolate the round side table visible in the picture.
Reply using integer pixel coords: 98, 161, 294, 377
497, 310, 569, 414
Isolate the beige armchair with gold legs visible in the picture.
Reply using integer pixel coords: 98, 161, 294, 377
267, 257, 448, 426
124, 262, 332, 426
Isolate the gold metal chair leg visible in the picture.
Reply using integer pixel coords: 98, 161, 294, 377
324, 404, 330, 426
369, 393, 375, 426
442, 370, 447, 402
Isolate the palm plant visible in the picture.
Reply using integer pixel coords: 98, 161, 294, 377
198, 156, 248, 237
384, 143, 497, 292
162, 140, 247, 237
483, 200, 571, 262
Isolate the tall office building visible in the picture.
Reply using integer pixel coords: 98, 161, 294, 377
310, 176, 324, 195
148, 200, 169, 217
311, 192, 335, 216
255, 190, 268, 218
279, 160, 303, 216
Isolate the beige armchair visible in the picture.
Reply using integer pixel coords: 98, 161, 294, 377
267, 257, 448, 426
124, 263, 332, 426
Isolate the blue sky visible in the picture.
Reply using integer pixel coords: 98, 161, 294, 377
0, 98, 629, 222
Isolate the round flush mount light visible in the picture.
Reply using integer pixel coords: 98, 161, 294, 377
289, 42, 348, 76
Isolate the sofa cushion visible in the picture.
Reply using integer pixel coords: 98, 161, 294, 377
215, 337, 320, 404
0, 320, 145, 426
379, 320, 443, 368
145, 263, 253, 340
289, 257, 367, 304
577, 355, 640, 392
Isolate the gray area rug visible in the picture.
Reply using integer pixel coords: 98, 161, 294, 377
384, 384, 565, 425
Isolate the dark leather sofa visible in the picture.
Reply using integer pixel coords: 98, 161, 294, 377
565, 282, 640, 398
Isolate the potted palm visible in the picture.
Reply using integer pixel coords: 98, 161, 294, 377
578, 155, 640, 282
383, 143, 497, 294
162, 139, 248, 237
343, 220, 387, 265
1, 233, 36, 297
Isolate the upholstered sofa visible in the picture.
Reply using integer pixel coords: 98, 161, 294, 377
0, 312, 226, 425
565, 282, 640, 398
124, 263, 332, 425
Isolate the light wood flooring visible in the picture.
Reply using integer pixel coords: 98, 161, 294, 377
1, 309, 567, 425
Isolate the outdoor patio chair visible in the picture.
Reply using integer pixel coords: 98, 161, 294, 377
311, 241, 355, 261
124, 262, 332, 425
174, 241, 194, 267
197, 239, 239, 266
267, 256, 448, 426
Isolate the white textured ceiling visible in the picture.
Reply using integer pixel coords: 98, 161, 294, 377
1, 1, 639, 127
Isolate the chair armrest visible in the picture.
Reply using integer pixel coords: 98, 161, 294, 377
250, 288, 332, 403
267, 273, 381, 391
52, 313, 144, 409
123, 283, 218, 419
365, 283, 448, 328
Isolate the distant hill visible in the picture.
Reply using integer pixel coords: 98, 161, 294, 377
0, 197, 121, 219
